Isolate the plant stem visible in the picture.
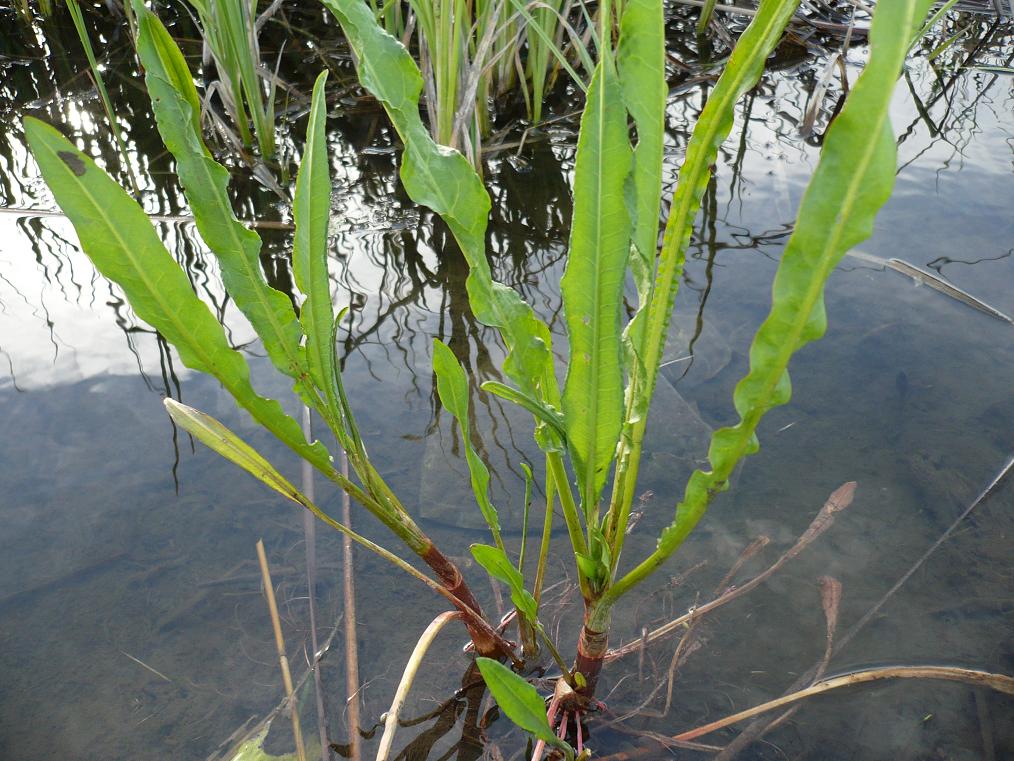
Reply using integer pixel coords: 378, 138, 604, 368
546, 452, 591, 599
532, 456, 556, 608
339, 449, 362, 761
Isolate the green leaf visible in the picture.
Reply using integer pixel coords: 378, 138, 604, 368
617, 0, 665, 413
320, 0, 556, 407
432, 340, 503, 547
293, 71, 340, 417
134, 7, 315, 406
24, 118, 331, 474
164, 399, 306, 505
617, 0, 665, 315
470, 544, 537, 621
480, 381, 566, 448
638, 0, 799, 402
664, 0, 933, 550
560, 51, 633, 512
607, 0, 934, 603
605, 0, 799, 558
476, 658, 568, 751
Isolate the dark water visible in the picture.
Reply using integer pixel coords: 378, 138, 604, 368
1, 7, 1012, 761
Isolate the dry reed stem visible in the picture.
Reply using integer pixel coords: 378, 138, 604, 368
376, 611, 463, 761
606, 482, 857, 662
302, 407, 330, 761
671, 666, 1014, 742
256, 539, 308, 761
341, 449, 363, 761
598, 667, 1014, 760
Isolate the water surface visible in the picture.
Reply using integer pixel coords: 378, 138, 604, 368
0, 9, 1012, 761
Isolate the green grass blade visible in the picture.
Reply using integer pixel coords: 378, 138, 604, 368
320, 0, 556, 405
134, 7, 315, 404
433, 340, 503, 549
24, 118, 331, 473
560, 51, 633, 513
293, 71, 340, 415
66, 0, 140, 196
510, 0, 590, 97
604, 0, 933, 608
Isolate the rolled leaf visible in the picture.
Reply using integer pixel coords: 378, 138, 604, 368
165, 398, 305, 504
293, 71, 340, 416
617, 0, 666, 364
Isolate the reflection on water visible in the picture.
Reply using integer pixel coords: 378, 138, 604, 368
0, 7, 1012, 761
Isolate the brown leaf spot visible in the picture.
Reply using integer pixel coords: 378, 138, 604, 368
58, 151, 86, 177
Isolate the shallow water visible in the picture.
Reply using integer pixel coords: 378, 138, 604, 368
0, 8, 1012, 761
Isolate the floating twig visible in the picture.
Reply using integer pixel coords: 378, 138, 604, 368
846, 250, 1013, 324
886, 258, 1013, 324
120, 650, 172, 683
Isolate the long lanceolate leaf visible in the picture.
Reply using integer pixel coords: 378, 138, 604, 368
319, 0, 556, 407
617, 0, 665, 314
163, 398, 501, 630
607, 0, 666, 543
605, 0, 800, 561
292, 71, 340, 419
24, 118, 331, 473
134, 7, 316, 409
601, 0, 934, 612
560, 51, 633, 516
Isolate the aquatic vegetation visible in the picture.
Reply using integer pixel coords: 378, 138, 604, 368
65, 0, 140, 195
26, 0, 993, 756
27, 2, 510, 660
371, 0, 593, 164
184, 0, 279, 159
323, 0, 938, 742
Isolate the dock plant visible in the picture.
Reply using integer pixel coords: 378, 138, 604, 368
322, 0, 934, 723
26, 0, 936, 754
